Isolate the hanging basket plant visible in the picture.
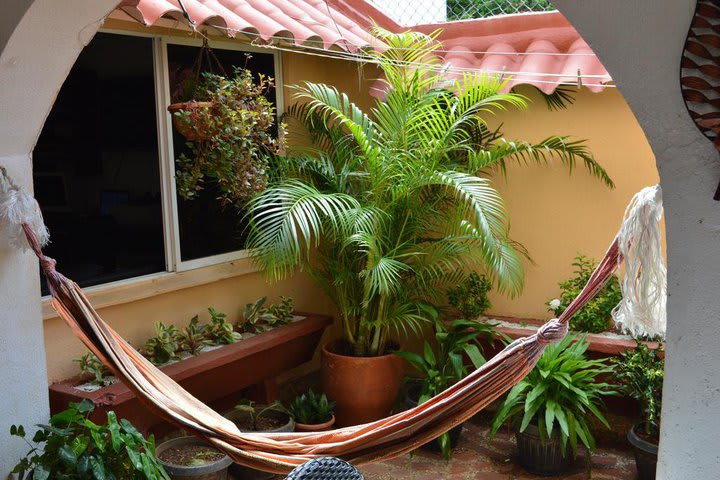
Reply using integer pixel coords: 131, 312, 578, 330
174, 67, 283, 209
167, 100, 215, 141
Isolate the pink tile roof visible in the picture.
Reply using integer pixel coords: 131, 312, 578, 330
115, 1, 611, 93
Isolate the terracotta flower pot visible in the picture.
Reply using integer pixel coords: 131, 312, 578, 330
167, 101, 214, 141
321, 342, 404, 427
295, 414, 336, 432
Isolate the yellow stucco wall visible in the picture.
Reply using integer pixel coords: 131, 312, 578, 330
486, 86, 659, 319
42, 44, 658, 382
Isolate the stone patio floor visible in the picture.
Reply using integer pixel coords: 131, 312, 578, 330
358, 420, 637, 480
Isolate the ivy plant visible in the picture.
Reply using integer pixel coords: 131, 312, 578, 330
490, 335, 617, 457
612, 342, 664, 440
10, 400, 169, 480
174, 68, 284, 210
547, 255, 622, 333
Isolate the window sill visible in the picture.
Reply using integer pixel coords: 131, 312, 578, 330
41, 257, 260, 320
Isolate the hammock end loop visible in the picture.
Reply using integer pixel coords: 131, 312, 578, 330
536, 319, 568, 346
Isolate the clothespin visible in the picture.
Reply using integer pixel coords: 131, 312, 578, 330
577, 68, 583, 89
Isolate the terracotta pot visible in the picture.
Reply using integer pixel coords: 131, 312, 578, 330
295, 414, 336, 432
321, 342, 403, 427
167, 101, 214, 141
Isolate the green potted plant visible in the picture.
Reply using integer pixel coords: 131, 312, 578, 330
397, 318, 501, 458
144, 322, 181, 366
490, 335, 617, 475
74, 351, 113, 388
447, 272, 493, 320
547, 255, 622, 333
177, 315, 211, 356
156, 437, 232, 480
206, 307, 241, 345
10, 400, 169, 479
237, 297, 295, 335
287, 389, 336, 432
612, 342, 664, 480
174, 68, 283, 211
247, 28, 611, 426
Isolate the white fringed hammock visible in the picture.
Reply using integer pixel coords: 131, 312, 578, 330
0, 166, 666, 474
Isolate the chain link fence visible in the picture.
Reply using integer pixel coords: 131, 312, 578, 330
370, 0, 555, 27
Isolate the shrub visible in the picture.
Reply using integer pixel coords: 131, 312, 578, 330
612, 342, 664, 439
10, 400, 168, 480
548, 255, 622, 333
447, 272, 492, 319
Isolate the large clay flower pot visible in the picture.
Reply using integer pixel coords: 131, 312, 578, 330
321, 342, 403, 427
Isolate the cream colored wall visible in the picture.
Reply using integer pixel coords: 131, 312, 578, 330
485, 86, 659, 319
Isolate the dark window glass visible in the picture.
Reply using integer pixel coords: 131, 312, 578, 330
33, 33, 164, 294
166, 44, 276, 261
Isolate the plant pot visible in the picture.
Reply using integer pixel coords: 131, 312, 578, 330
516, 424, 573, 476
167, 101, 214, 141
321, 342, 404, 427
402, 382, 464, 453
628, 423, 658, 480
295, 414, 336, 432
156, 436, 232, 479
224, 408, 295, 480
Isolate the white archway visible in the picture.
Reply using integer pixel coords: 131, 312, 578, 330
554, 0, 720, 477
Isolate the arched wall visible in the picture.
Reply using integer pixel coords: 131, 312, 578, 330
553, 0, 720, 477
0, 0, 118, 472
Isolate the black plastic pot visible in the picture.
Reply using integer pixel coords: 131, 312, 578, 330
403, 383, 464, 453
156, 437, 233, 480
628, 423, 658, 480
224, 408, 295, 480
516, 424, 573, 476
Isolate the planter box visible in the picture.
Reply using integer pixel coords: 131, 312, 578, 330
49, 313, 331, 434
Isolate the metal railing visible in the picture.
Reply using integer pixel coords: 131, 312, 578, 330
369, 0, 555, 27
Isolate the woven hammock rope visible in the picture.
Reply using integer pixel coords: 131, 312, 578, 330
1, 167, 664, 474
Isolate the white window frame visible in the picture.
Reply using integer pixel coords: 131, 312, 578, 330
101, 28, 284, 273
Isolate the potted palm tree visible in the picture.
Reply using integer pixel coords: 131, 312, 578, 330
490, 335, 617, 475
612, 342, 664, 480
246, 28, 613, 427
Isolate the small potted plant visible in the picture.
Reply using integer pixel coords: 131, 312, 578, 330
397, 318, 500, 458
177, 315, 212, 356
74, 351, 114, 388
144, 322, 181, 366
612, 342, 664, 480
490, 335, 617, 475
10, 400, 169, 479
288, 389, 336, 431
224, 401, 294, 480
156, 437, 232, 480
547, 255, 622, 333
238, 297, 295, 335
206, 307, 242, 345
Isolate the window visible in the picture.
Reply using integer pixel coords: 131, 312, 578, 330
33, 32, 282, 295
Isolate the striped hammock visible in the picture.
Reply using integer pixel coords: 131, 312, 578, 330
1, 166, 665, 474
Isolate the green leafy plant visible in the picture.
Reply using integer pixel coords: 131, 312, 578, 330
232, 400, 288, 430
612, 342, 664, 440
144, 322, 180, 365
206, 307, 241, 345
490, 335, 617, 457
547, 255, 622, 333
238, 297, 293, 334
177, 316, 211, 355
287, 389, 335, 425
269, 296, 295, 323
10, 400, 169, 480
247, 28, 612, 357
74, 352, 111, 387
174, 68, 284, 210
447, 272, 493, 319
396, 319, 503, 458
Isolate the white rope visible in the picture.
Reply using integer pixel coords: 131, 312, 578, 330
612, 185, 667, 339
0, 167, 49, 250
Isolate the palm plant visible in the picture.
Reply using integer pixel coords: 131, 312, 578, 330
246, 28, 613, 357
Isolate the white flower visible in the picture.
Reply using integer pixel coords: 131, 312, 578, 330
549, 299, 561, 311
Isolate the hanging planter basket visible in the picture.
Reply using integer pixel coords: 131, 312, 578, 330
167, 100, 215, 141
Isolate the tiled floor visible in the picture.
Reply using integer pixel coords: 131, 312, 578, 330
358, 421, 637, 480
